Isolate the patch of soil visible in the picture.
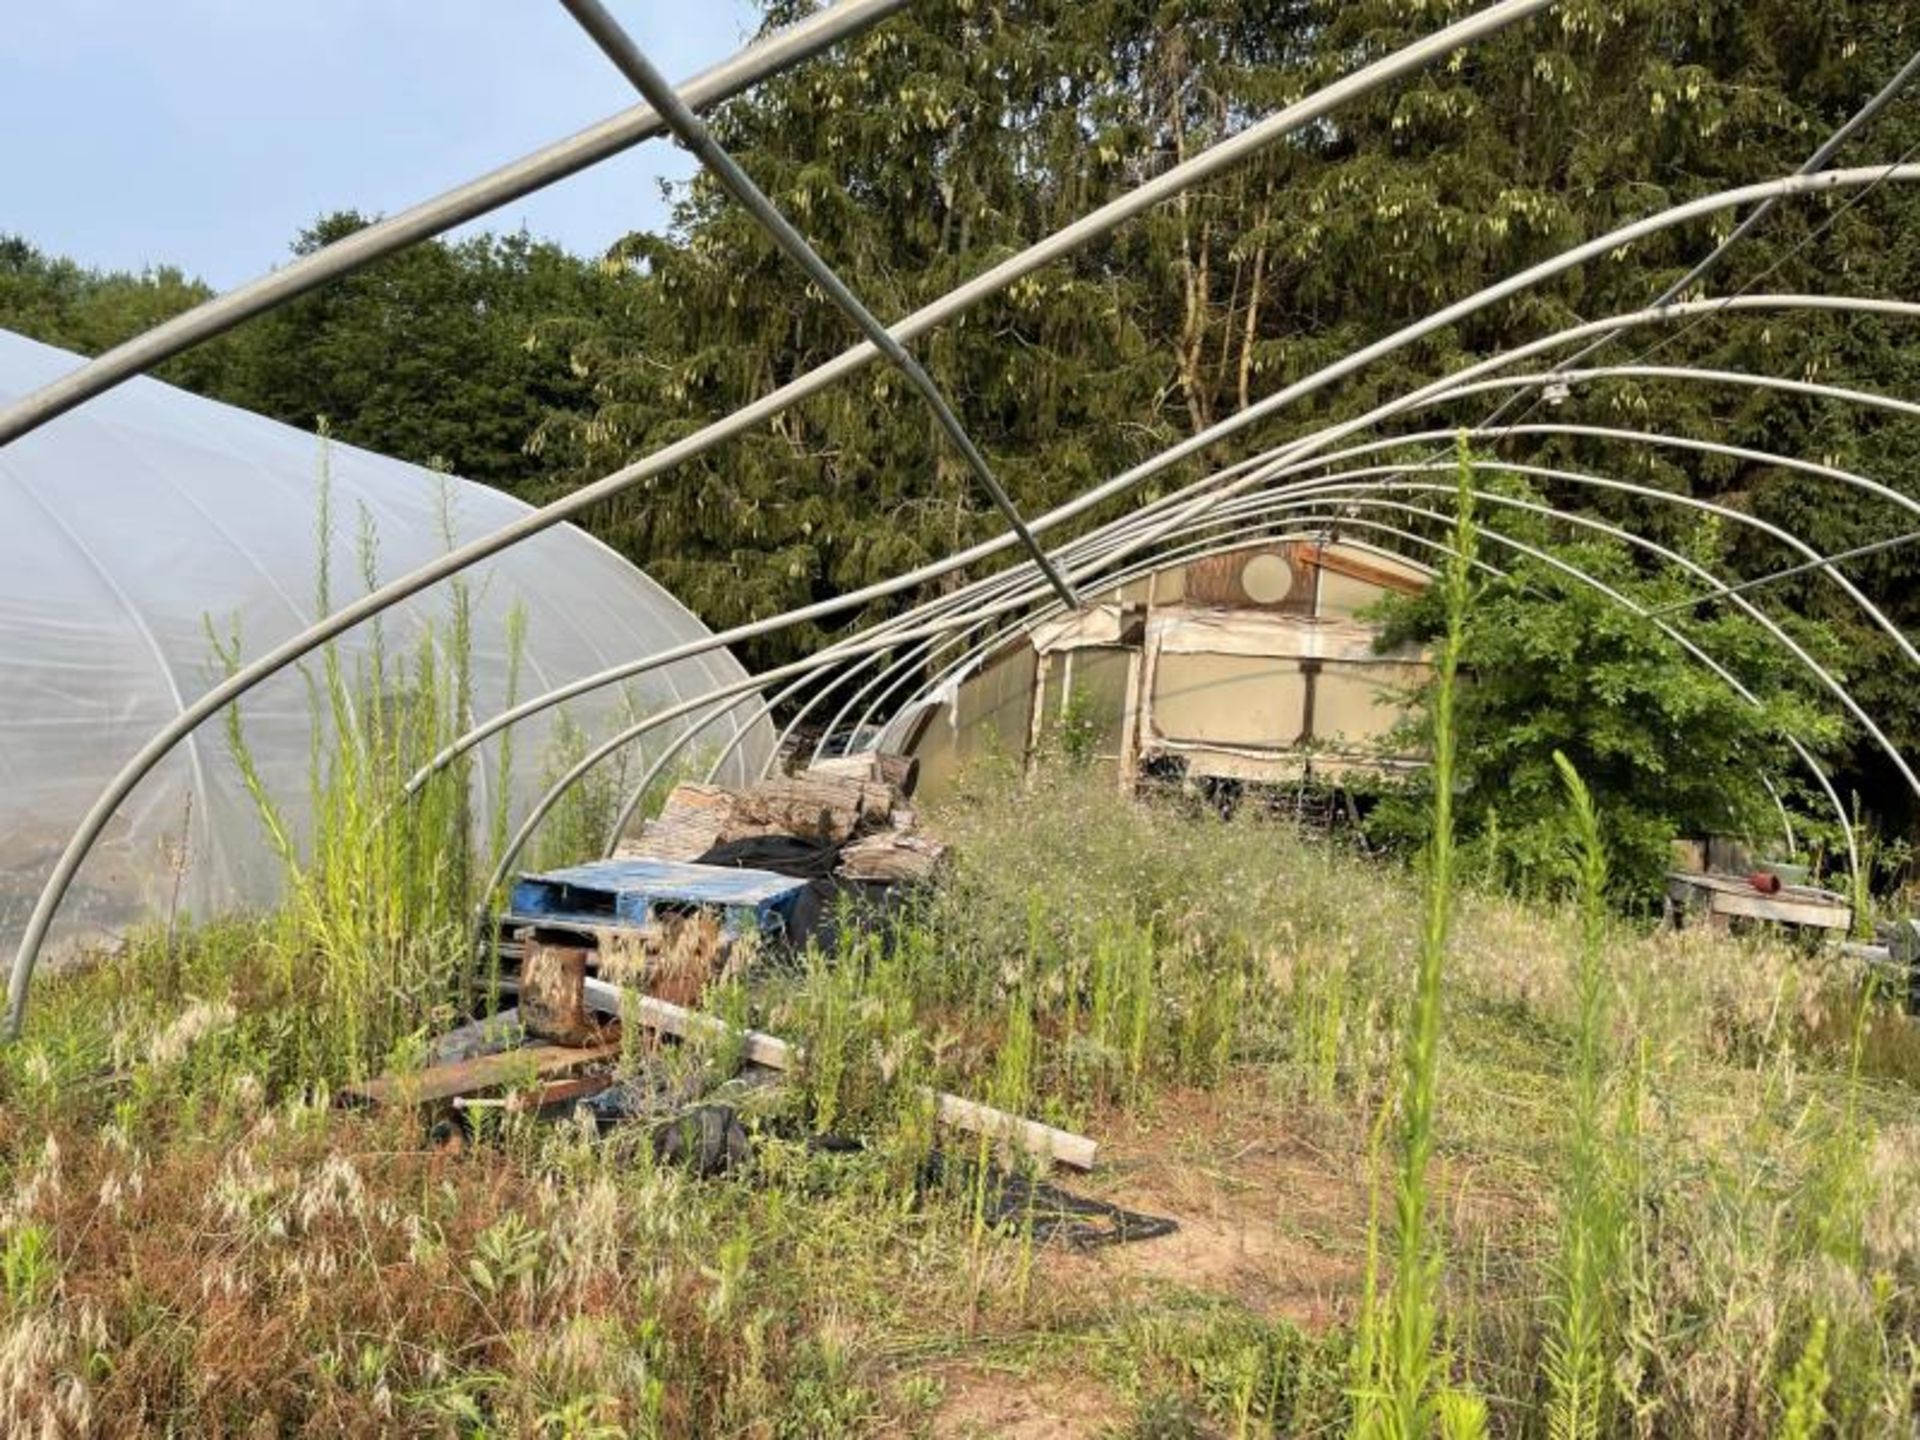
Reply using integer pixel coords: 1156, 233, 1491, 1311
931, 1364, 1120, 1439
1051, 1082, 1373, 1330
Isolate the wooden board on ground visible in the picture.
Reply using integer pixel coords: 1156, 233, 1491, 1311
341, 1036, 622, 1109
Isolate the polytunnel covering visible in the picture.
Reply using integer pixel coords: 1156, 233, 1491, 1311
0, 328, 772, 950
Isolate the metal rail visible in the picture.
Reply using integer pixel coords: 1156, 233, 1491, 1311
856, 448, 1907, 814
1646, 529, 1920, 618
835, 504, 1848, 871
904, 432, 1919, 722
507, 469, 1887, 883
1375, 43, 1920, 506
482, 357, 1920, 873
407, 275, 1920, 796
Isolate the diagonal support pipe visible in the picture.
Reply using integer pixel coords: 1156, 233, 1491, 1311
555, 0, 1079, 609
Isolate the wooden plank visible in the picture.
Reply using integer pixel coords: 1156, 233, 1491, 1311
580, 979, 1097, 1170
932, 1093, 1099, 1172
1298, 544, 1428, 596
1666, 872, 1852, 931
1670, 838, 1707, 874
1710, 889, 1852, 930
584, 977, 791, 1068
622, 773, 898, 859
341, 1037, 621, 1109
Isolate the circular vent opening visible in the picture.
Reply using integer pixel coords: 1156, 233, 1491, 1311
1239, 552, 1292, 604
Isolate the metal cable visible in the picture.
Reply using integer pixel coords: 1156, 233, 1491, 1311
1645, 528, 1920, 618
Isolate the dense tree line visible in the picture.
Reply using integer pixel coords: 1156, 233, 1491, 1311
0, 218, 623, 493
6, 0, 1920, 864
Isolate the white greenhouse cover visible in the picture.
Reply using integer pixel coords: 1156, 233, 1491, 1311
0, 329, 771, 949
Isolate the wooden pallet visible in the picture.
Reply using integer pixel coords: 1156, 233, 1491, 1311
507, 857, 810, 937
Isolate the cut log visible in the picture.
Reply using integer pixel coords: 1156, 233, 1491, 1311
836, 830, 948, 883
727, 773, 893, 844
518, 929, 604, 1046
580, 978, 1097, 1170
809, 751, 920, 798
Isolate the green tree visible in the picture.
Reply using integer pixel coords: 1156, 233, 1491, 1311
223, 212, 628, 493
0, 235, 239, 397
1, 218, 627, 500
1369, 468, 1843, 902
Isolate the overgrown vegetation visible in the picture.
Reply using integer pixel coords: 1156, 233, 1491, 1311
7, 1, 1920, 1430
1353, 448, 1479, 1438
5, 747, 1919, 1433
1368, 462, 1845, 905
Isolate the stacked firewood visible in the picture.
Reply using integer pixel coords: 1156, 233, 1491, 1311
619, 752, 946, 883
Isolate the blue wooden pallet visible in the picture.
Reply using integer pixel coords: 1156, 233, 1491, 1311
506, 857, 809, 940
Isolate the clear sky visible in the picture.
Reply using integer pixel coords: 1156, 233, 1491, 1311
1, 1, 763, 288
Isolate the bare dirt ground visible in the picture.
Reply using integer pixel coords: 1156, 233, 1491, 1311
931, 1365, 1121, 1439
921, 1078, 1547, 1434
1059, 1081, 1375, 1331
925, 1082, 1376, 1436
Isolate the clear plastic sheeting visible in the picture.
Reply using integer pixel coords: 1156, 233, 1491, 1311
0, 329, 771, 951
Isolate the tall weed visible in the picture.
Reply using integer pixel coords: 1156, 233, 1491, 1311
1356, 441, 1478, 1439
1542, 751, 1619, 1440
